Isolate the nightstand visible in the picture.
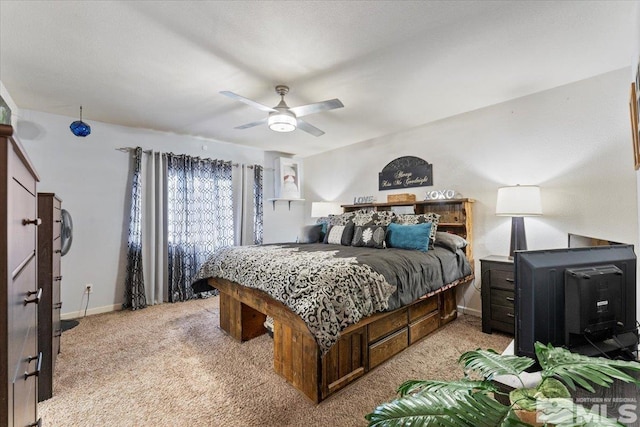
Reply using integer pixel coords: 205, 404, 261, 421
480, 256, 515, 335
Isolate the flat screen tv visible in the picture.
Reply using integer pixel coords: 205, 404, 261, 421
514, 245, 637, 360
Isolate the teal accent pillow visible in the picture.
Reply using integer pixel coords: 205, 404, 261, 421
386, 222, 432, 252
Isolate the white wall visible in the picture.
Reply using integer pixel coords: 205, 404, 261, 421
304, 68, 638, 317
16, 109, 265, 318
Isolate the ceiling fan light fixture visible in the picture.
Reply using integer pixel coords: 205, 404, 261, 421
268, 110, 297, 133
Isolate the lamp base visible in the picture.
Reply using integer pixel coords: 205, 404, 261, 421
509, 216, 527, 259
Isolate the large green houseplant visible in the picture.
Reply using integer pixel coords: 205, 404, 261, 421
366, 342, 640, 426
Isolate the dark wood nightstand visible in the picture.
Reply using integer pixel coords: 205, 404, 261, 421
481, 256, 515, 335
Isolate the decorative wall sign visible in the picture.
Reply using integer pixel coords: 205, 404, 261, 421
425, 189, 459, 200
353, 195, 375, 204
379, 156, 432, 190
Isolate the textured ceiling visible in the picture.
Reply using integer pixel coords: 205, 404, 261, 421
0, 1, 636, 156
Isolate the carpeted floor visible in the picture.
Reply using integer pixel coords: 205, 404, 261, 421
39, 296, 511, 426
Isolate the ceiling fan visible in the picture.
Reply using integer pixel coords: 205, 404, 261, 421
220, 85, 344, 137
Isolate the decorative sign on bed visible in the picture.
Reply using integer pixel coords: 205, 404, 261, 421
378, 156, 433, 191
353, 195, 376, 204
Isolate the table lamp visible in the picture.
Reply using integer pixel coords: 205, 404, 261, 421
495, 185, 542, 258
311, 201, 342, 218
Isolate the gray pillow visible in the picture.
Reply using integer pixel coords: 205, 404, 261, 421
435, 231, 468, 252
298, 224, 323, 243
324, 223, 355, 245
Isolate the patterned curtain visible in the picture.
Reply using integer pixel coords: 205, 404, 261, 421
124, 147, 147, 310
253, 164, 263, 245
165, 153, 234, 302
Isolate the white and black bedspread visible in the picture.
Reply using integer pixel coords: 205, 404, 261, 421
192, 243, 471, 354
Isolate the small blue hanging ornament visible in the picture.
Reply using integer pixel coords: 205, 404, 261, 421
70, 106, 91, 137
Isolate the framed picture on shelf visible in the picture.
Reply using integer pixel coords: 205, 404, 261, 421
274, 157, 302, 199
630, 83, 640, 170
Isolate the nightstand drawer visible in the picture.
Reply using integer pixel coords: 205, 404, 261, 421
491, 303, 515, 324
490, 269, 514, 290
490, 289, 514, 308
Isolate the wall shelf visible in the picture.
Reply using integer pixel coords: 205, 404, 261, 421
267, 198, 305, 210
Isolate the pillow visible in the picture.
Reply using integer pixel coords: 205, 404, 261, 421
435, 231, 468, 252
315, 217, 330, 240
393, 213, 440, 245
352, 225, 387, 249
327, 212, 355, 226
324, 223, 355, 245
298, 224, 323, 244
386, 222, 432, 252
352, 210, 396, 226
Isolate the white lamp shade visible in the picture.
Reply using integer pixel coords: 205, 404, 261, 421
311, 202, 342, 217
495, 185, 542, 217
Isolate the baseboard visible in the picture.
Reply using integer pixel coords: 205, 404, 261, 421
61, 304, 121, 320
457, 304, 481, 317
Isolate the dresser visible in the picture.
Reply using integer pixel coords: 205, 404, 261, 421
481, 255, 515, 335
37, 193, 63, 402
1, 124, 41, 426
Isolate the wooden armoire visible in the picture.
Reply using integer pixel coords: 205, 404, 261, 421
0, 124, 41, 426
37, 193, 63, 402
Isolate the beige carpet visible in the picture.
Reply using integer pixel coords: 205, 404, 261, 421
39, 296, 511, 427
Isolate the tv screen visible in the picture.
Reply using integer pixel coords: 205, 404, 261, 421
514, 245, 637, 360
568, 233, 623, 248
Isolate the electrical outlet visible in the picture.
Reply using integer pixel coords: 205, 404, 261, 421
85, 284, 93, 294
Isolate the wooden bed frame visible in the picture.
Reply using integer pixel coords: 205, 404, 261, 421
211, 274, 472, 403
211, 199, 475, 402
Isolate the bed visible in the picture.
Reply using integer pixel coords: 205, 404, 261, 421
192, 203, 474, 402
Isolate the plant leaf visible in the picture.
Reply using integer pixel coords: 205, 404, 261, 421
397, 379, 496, 397
365, 392, 531, 427
458, 348, 535, 380
535, 342, 640, 393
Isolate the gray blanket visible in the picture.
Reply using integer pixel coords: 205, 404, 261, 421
192, 243, 471, 354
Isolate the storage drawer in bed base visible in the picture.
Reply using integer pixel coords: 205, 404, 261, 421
212, 277, 467, 403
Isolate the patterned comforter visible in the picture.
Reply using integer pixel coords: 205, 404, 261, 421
192, 243, 471, 354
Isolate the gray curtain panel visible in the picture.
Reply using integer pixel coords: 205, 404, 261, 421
253, 164, 264, 245
124, 147, 147, 310
165, 153, 234, 302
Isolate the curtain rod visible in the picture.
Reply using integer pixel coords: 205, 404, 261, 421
116, 147, 152, 154
115, 147, 270, 169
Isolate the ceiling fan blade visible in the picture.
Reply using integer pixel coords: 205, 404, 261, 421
289, 99, 344, 118
296, 119, 325, 137
220, 91, 276, 112
234, 118, 268, 129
